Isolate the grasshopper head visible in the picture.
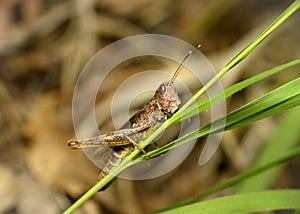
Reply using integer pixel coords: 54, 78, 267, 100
155, 80, 181, 115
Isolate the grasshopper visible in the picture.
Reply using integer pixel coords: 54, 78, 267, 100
68, 46, 199, 188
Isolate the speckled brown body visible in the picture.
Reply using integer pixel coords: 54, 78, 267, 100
68, 80, 181, 188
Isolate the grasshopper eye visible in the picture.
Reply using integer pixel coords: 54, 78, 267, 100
158, 84, 166, 92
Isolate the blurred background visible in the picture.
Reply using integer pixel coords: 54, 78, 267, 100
0, 0, 299, 213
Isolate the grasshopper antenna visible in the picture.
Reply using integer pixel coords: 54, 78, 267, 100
171, 44, 201, 83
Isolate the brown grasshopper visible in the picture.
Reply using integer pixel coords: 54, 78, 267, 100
68, 46, 198, 188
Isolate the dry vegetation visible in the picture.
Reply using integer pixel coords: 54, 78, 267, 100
0, 0, 299, 213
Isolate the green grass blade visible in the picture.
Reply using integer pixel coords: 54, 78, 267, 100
236, 107, 300, 193
150, 147, 300, 213
168, 0, 300, 125
224, 79, 300, 130
223, 0, 300, 69
175, 59, 300, 124
159, 190, 300, 214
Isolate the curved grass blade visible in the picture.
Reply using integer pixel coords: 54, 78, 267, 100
236, 106, 300, 193
150, 147, 300, 213
168, 0, 300, 126
174, 59, 300, 124
159, 190, 300, 214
